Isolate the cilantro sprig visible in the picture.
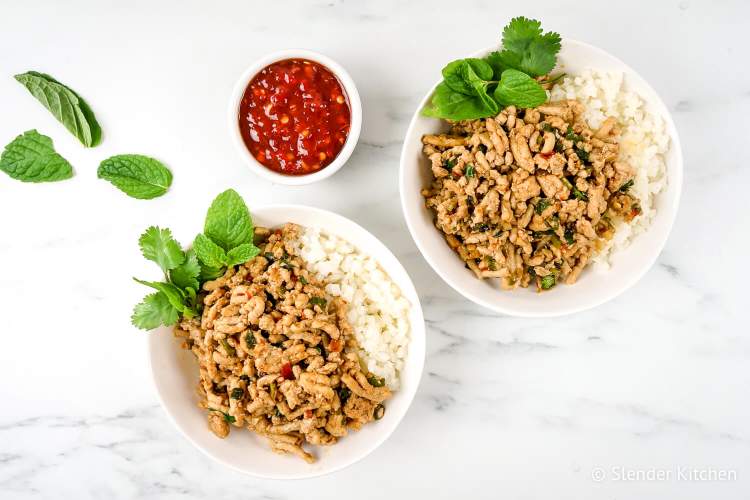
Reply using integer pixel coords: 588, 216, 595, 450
131, 189, 261, 330
422, 17, 562, 121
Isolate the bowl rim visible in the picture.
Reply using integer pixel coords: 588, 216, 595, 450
148, 203, 426, 479
228, 49, 363, 186
399, 38, 684, 318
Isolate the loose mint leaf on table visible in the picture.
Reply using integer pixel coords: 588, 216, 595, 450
97, 154, 172, 199
0, 130, 73, 182
203, 189, 255, 251
131, 292, 179, 330
169, 249, 201, 291
225, 243, 261, 267
193, 233, 228, 268
14, 71, 101, 147
138, 226, 185, 274
494, 69, 547, 108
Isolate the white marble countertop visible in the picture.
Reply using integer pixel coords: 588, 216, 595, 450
1, 0, 747, 498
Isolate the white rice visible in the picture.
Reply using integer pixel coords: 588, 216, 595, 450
549, 70, 670, 268
291, 227, 410, 390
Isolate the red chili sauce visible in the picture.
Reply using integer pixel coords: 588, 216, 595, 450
238, 59, 351, 175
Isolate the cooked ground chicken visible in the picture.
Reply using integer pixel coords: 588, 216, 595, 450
174, 223, 390, 463
421, 100, 641, 291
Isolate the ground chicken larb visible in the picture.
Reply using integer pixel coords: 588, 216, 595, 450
421, 100, 641, 291
174, 223, 390, 463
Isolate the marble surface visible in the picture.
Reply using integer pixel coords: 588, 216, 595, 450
0, 0, 747, 498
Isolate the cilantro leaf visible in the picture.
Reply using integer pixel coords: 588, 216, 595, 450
193, 233, 228, 268
502, 17, 544, 54
133, 278, 193, 317
131, 292, 179, 330
204, 189, 254, 251
494, 69, 547, 108
225, 243, 261, 267
97, 154, 172, 199
498, 16, 561, 76
138, 226, 185, 274
14, 71, 101, 147
170, 248, 200, 291
0, 130, 74, 182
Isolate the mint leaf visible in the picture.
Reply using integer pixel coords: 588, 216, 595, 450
225, 243, 260, 267
204, 189, 254, 251
200, 264, 225, 281
0, 130, 73, 183
460, 63, 499, 114
131, 292, 179, 330
442, 58, 493, 95
14, 71, 101, 147
193, 233, 228, 268
422, 82, 498, 121
97, 154, 172, 199
138, 226, 184, 273
170, 249, 200, 291
133, 278, 189, 315
494, 69, 547, 108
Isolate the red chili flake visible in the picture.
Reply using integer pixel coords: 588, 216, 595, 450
304, 409, 313, 419
328, 339, 342, 353
280, 362, 294, 380
540, 152, 554, 160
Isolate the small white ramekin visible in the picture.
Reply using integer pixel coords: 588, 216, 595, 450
228, 49, 362, 185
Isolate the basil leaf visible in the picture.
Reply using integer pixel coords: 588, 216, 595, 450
442, 58, 493, 95
193, 233, 228, 268
203, 189, 254, 251
138, 226, 185, 273
131, 291, 179, 330
97, 154, 172, 199
494, 69, 547, 108
14, 71, 101, 147
422, 82, 498, 121
0, 130, 73, 182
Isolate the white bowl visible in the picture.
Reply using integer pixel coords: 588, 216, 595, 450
228, 50, 363, 185
148, 204, 425, 479
399, 40, 683, 317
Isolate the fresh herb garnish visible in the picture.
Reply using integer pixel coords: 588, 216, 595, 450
367, 374, 386, 388
486, 256, 497, 271
132, 190, 262, 331
338, 387, 352, 404
310, 297, 327, 309
220, 339, 235, 356
423, 17, 560, 120
535, 198, 552, 215
618, 179, 634, 192
97, 154, 172, 199
473, 223, 490, 232
564, 227, 575, 245
245, 332, 257, 348
540, 274, 556, 290
493, 69, 547, 108
193, 189, 261, 272
575, 146, 590, 163
14, 71, 101, 147
0, 130, 73, 183
230, 388, 244, 399
208, 408, 236, 424
565, 126, 582, 142
465, 164, 476, 177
